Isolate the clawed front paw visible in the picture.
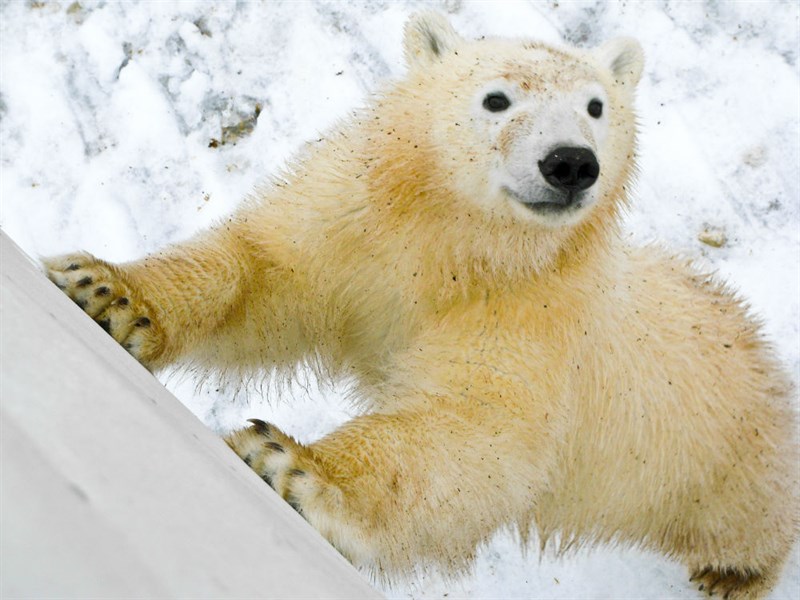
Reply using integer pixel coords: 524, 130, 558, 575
225, 419, 324, 516
43, 253, 164, 368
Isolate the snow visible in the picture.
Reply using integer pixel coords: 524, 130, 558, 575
1, 0, 798, 598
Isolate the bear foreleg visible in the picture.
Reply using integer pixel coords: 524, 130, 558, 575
42, 223, 293, 372
225, 404, 550, 576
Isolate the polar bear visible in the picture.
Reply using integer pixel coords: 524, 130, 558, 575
45, 12, 797, 599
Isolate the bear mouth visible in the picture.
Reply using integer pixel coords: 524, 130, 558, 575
502, 186, 588, 216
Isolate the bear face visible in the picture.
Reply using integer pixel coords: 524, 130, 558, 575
373, 13, 644, 275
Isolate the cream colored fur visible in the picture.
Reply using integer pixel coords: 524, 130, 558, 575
45, 13, 797, 598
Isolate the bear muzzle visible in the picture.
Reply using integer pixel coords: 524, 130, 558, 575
501, 146, 600, 220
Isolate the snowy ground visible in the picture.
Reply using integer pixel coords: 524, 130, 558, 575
1, 1, 798, 598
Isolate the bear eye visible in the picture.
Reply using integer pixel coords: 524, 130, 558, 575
483, 92, 511, 112
588, 98, 603, 118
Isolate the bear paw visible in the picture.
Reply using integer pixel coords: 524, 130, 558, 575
43, 253, 165, 368
225, 419, 324, 516
690, 566, 767, 599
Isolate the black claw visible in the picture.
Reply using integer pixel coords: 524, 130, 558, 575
285, 494, 303, 515
97, 319, 111, 333
95, 286, 110, 297
76, 299, 87, 309
77, 276, 93, 287
288, 468, 306, 477
243, 454, 252, 467
692, 567, 712, 582
261, 473, 273, 486
265, 441, 285, 453
699, 585, 704, 592
707, 575, 723, 594
66, 263, 81, 271
133, 316, 151, 328
247, 418, 270, 435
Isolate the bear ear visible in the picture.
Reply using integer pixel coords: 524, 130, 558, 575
403, 11, 463, 68
595, 37, 644, 88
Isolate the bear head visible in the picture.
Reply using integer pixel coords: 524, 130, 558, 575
365, 12, 644, 279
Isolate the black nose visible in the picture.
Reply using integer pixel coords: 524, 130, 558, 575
538, 147, 599, 192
